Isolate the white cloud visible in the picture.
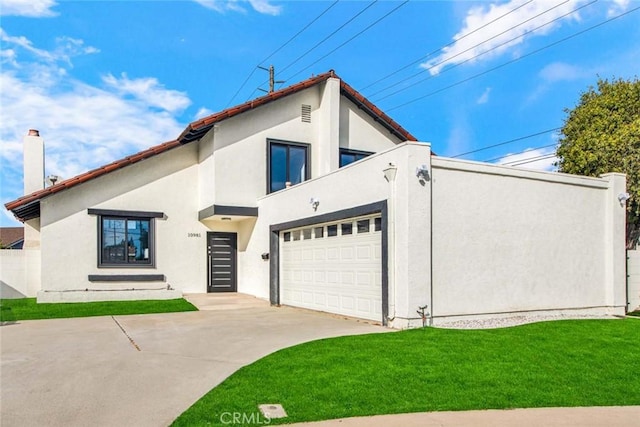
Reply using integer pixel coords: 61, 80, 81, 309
0, 29, 100, 66
194, 107, 214, 120
495, 147, 558, 171
422, 0, 586, 75
193, 0, 281, 15
476, 87, 491, 104
0, 0, 58, 17
247, 0, 281, 15
0, 30, 189, 224
102, 73, 191, 114
539, 62, 583, 82
608, 0, 630, 17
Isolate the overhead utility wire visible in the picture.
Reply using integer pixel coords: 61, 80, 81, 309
505, 153, 558, 166
259, 0, 340, 67
278, 1, 378, 75
283, 0, 409, 83
483, 142, 559, 163
361, 0, 534, 92
374, 0, 586, 102
386, 5, 640, 112
225, 0, 339, 107
450, 127, 560, 158
371, 0, 573, 100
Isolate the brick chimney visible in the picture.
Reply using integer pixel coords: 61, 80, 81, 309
23, 129, 44, 195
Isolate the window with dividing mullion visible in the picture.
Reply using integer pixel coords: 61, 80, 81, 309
268, 140, 310, 193
100, 217, 152, 266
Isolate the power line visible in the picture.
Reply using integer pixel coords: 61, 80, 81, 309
386, 5, 640, 112
505, 153, 558, 166
225, 0, 339, 107
483, 142, 559, 163
283, 0, 409, 83
278, 1, 378, 76
259, 0, 340, 67
450, 128, 560, 158
374, 0, 590, 102
361, 0, 535, 93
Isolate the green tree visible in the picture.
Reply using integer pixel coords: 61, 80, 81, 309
556, 77, 640, 248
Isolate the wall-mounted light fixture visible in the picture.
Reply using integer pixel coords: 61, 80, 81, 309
310, 197, 320, 211
618, 192, 631, 206
261, 253, 269, 260
416, 165, 430, 182
383, 163, 397, 183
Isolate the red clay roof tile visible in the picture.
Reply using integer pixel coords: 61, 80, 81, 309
5, 70, 418, 220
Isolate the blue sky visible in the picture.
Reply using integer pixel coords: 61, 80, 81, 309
1, 0, 639, 226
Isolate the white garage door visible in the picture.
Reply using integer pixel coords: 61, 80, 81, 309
280, 215, 382, 321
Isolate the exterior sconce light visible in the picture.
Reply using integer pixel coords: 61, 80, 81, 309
383, 163, 397, 183
261, 253, 269, 260
618, 192, 631, 206
310, 197, 320, 211
416, 165, 430, 182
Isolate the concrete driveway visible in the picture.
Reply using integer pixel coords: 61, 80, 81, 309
0, 294, 387, 427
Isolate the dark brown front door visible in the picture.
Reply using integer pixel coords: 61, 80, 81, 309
207, 232, 237, 292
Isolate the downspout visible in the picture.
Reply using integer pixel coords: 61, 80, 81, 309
429, 156, 434, 326
383, 163, 398, 323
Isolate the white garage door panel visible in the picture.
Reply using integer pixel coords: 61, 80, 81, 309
280, 216, 382, 321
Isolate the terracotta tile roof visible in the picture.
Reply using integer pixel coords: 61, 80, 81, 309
339, 78, 417, 142
5, 139, 180, 219
0, 227, 24, 248
179, 70, 417, 144
5, 70, 418, 221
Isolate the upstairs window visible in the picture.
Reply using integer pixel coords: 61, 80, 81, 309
268, 140, 310, 193
339, 148, 373, 167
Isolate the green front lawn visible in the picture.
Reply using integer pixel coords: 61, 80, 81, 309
174, 319, 640, 426
0, 297, 197, 321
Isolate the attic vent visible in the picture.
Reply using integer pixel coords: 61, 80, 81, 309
301, 104, 311, 123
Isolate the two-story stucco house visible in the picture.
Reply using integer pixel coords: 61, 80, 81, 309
4, 70, 629, 328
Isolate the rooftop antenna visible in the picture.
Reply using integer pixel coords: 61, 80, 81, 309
46, 174, 61, 187
257, 65, 285, 93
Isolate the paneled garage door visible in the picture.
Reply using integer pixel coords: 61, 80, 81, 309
280, 215, 382, 321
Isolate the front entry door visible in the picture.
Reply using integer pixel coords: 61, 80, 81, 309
207, 232, 237, 292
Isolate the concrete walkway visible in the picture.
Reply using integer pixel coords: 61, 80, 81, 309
0, 294, 387, 427
289, 406, 640, 426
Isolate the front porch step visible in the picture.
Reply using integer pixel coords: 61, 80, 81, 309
183, 293, 269, 311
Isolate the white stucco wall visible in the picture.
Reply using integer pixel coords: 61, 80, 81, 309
197, 78, 403, 210
430, 157, 626, 320
628, 250, 640, 312
339, 98, 403, 153
39, 143, 209, 299
34, 78, 405, 303
248, 142, 433, 327
0, 249, 40, 298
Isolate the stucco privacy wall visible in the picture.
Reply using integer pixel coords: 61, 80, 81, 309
248, 142, 432, 328
628, 250, 640, 312
38, 143, 204, 301
430, 158, 627, 320
0, 249, 40, 298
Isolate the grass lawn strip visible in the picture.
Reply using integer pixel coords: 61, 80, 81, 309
0, 298, 197, 321
173, 319, 640, 426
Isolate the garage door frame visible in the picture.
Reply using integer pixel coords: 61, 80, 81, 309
269, 200, 388, 325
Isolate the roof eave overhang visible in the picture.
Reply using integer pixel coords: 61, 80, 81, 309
10, 200, 40, 222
